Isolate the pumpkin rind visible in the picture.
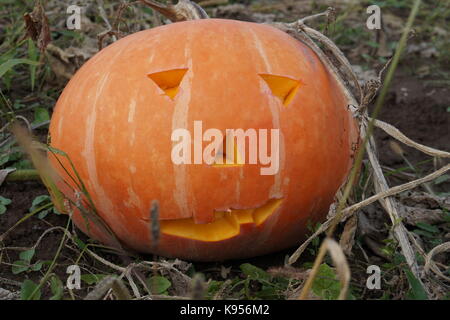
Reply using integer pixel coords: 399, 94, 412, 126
49, 19, 359, 261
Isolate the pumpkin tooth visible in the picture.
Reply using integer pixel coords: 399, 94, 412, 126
158, 199, 283, 242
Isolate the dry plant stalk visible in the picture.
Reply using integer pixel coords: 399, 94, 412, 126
424, 242, 450, 282
9, 122, 65, 210
5, 118, 126, 255
140, 0, 208, 21
84, 276, 132, 300
288, 164, 450, 265
373, 119, 450, 158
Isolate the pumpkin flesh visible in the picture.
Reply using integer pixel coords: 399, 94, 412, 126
49, 19, 359, 261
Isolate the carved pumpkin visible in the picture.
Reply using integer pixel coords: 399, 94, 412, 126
49, 19, 359, 261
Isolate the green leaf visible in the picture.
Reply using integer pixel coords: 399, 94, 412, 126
19, 249, 35, 262
0, 196, 12, 205
81, 274, 107, 285
13, 159, 33, 169
434, 174, 450, 185
0, 59, 39, 79
12, 260, 29, 274
20, 280, 41, 300
366, 40, 380, 48
0, 204, 6, 215
240, 263, 269, 281
30, 195, 53, 217
30, 261, 43, 271
415, 222, 439, 234
50, 276, 64, 300
413, 229, 435, 238
405, 269, 428, 300
443, 211, 450, 223
147, 276, 171, 294
256, 285, 278, 299
31, 107, 50, 126
0, 149, 23, 166
31, 195, 51, 207
38, 208, 51, 219
73, 236, 87, 250
0, 155, 9, 167
312, 264, 341, 300
206, 280, 223, 297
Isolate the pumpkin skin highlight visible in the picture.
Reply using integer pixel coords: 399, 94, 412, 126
49, 19, 359, 261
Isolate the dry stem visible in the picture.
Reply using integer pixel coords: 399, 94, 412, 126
140, 0, 208, 22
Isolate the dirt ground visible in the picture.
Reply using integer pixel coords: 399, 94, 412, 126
376, 73, 449, 192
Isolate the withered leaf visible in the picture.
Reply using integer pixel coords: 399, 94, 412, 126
23, 0, 51, 52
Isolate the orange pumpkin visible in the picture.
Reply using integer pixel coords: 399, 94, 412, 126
49, 19, 359, 261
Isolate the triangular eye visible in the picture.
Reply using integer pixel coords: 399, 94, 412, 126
213, 136, 243, 167
147, 68, 188, 100
259, 74, 301, 106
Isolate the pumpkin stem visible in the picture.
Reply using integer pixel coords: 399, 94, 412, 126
140, 0, 209, 22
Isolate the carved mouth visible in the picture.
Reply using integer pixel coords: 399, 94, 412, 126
160, 199, 283, 242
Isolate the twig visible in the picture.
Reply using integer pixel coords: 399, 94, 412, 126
424, 242, 450, 282
296, 7, 333, 25
1, 226, 66, 252
0, 277, 21, 287
298, 24, 363, 105
0, 120, 50, 151
365, 124, 423, 283
97, 0, 117, 41
298, 238, 350, 300
84, 276, 132, 300
140, 0, 208, 22
150, 200, 160, 248
270, 7, 363, 105
373, 119, 450, 158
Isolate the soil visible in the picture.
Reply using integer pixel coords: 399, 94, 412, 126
0, 180, 68, 295
374, 73, 450, 193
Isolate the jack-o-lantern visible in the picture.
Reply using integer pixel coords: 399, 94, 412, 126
49, 19, 359, 261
